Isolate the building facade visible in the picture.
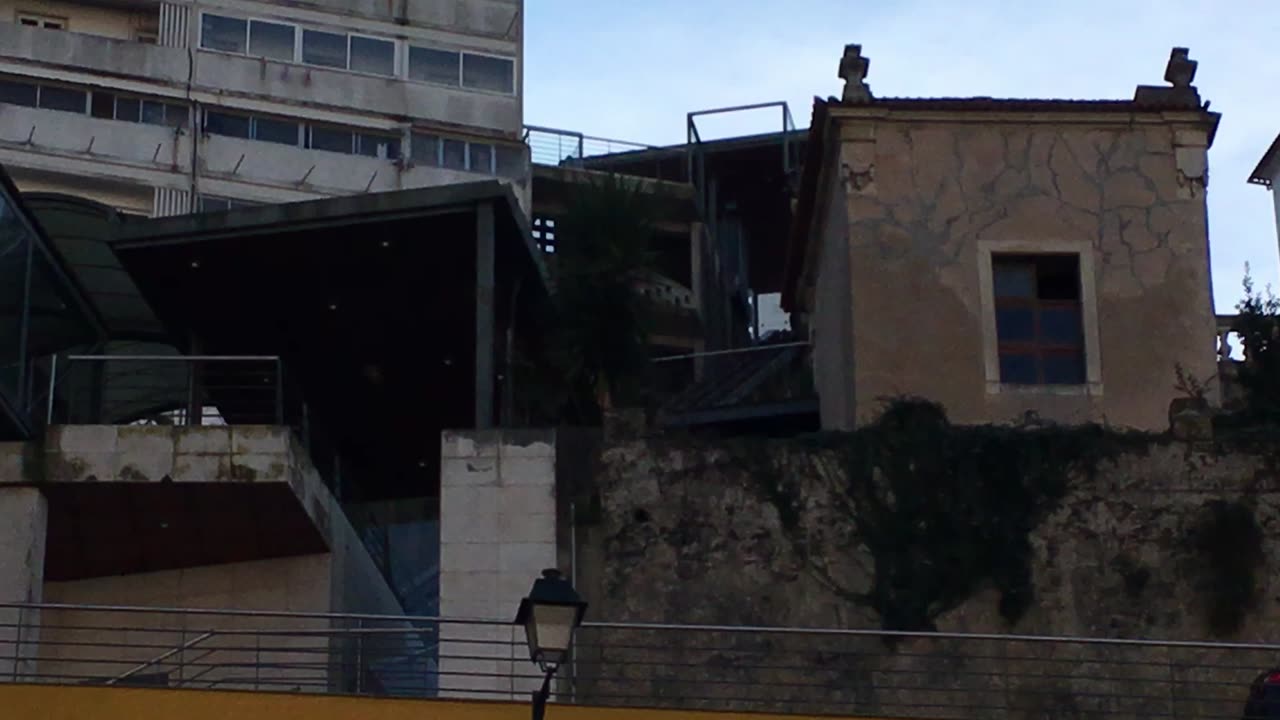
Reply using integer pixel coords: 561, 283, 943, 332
783, 46, 1222, 431
0, 0, 528, 217
1249, 133, 1280, 258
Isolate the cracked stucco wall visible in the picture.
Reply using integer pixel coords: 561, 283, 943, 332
822, 115, 1218, 430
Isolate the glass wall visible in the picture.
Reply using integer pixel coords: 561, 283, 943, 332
0, 179, 100, 438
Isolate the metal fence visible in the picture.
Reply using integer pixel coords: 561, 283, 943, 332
46, 355, 289, 427
1, 602, 1275, 719
524, 125, 655, 169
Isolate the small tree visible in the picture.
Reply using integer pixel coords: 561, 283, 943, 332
517, 174, 657, 424
1234, 269, 1280, 423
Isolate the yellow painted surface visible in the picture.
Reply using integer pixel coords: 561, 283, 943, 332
0, 683, 877, 720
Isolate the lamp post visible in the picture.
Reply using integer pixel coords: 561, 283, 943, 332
514, 568, 587, 720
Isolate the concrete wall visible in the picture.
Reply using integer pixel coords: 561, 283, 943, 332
810, 136, 855, 431
438, 429, 557, 699
814, 113, 1218, 430
37, 555, 333, 689
0, 485, 46, 680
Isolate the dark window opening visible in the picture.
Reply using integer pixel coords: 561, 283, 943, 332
993, 253, 1085, 386
0, 79, 38, 107
442, 139, 467, 170
254, 116, 300, 146
308, 125, 354, 154
205, 111, 251, 138
37, 85, 86, 113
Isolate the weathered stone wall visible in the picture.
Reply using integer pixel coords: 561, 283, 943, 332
574, 423, 1280, 718
822, 114, 1218, 431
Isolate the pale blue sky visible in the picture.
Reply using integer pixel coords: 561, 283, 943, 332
525, 0, 1280, 313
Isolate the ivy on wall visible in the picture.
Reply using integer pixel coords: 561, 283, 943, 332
742, 399, 1157, 633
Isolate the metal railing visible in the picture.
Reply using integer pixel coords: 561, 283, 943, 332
46, 355, 288, 427
523, 125, 655, 169
2, 602, 1276, 719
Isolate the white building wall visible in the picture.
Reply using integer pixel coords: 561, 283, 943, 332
438, 429, 557, 700
0, 0, 528, 216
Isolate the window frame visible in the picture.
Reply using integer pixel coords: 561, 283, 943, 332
991, 255, 1085, 386
978, 241, 1103, 396
460, 51, 516, 95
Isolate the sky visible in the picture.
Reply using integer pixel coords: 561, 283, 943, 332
525, 0, 1280, 315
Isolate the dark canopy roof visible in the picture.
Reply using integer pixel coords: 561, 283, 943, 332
110, 181, 547, 501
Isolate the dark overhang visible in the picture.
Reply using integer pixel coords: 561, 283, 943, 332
108, 181, 547, 500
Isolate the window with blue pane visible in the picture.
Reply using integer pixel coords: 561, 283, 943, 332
992, 253, 1085, 385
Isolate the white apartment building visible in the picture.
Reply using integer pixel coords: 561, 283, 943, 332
0, 0, 527, 217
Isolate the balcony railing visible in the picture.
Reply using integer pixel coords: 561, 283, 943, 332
1, 602, 1275, 719
47, 355, 290, 427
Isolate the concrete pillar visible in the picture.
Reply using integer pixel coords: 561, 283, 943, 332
438, 430, 557, 700
474, 202, 496, 429
0, 486, 47, 681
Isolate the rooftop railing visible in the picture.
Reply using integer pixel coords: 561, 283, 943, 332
0, 602, 1273, 719
523, 125, 656, 169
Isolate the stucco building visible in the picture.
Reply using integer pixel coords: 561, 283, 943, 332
0, 0, 527, 217
782, 46, 1221, 431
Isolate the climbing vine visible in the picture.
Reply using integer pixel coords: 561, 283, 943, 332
742, 398, 1157, 633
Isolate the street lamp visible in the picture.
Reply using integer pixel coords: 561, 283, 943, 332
514, 568, 587, 720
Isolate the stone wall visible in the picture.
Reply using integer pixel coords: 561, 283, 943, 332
573, 416, 1280, 718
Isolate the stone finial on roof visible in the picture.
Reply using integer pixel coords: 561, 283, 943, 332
838, 44, 872, 103
1165, 47, 1197, 88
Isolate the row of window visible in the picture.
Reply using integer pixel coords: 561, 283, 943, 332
200, 13, 516, 95
0, 77, 187, 128
205, 110, 403, 160
202, 108, 524, 176
0, 75, 526, 177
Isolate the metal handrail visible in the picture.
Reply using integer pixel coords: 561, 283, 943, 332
2, 601, 1277, 718
7, 601, 1280, 652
